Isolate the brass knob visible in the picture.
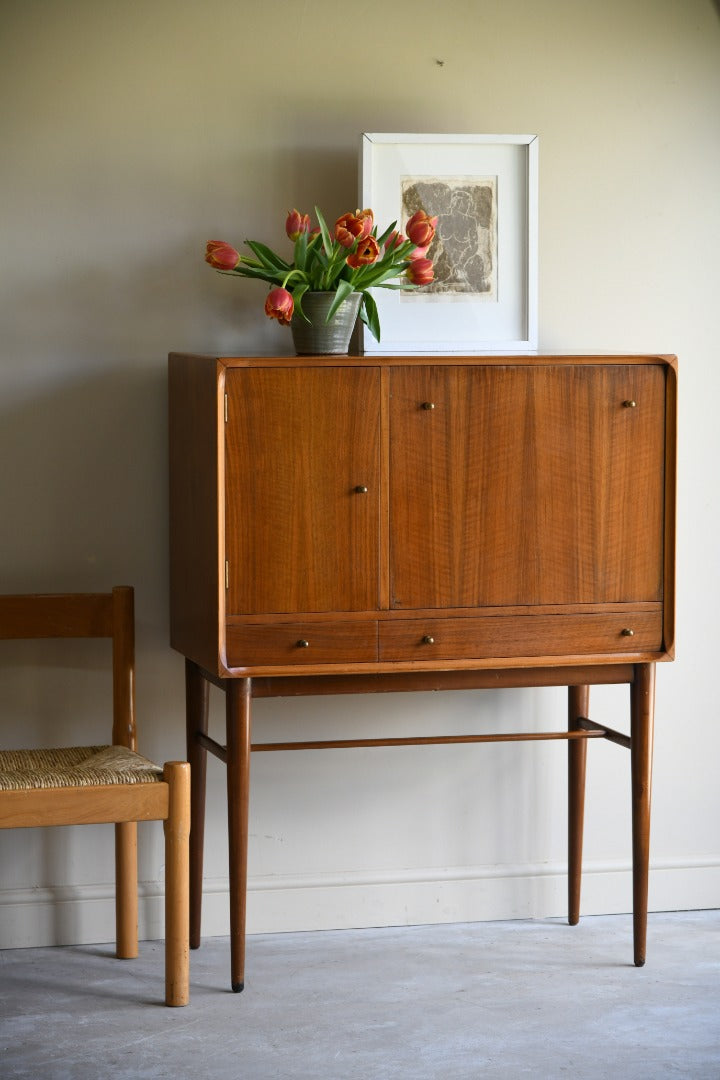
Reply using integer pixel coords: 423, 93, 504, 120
422, 635, 435, 645
354, 485, 368, 494
422, 401, 436, 410
297, 639, 310, 648
623, 400, 637, 408
621, 628, 635, 637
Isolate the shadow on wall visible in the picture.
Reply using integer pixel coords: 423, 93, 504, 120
2, 238, 293, 367
0, 366, 167, 596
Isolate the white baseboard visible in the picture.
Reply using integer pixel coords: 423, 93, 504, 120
1, 859, 718, 949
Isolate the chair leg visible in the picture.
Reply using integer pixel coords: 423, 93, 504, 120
568, 684, 590, 926
163, 761, 191, 1006
115, 821, 138, 958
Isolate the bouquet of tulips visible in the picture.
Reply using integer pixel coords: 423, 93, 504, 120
205, 206, 437, 342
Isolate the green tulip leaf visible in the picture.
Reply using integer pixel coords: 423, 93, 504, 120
314, 206, 334, 260
245, 240, 290, 273
326, 279, 355, 321
360, 291, 381, 341
374, 220, 398, 248
293, 231, 308, 271
291, 282, 311, 323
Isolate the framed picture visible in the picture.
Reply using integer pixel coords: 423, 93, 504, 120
359, 133, 538, 353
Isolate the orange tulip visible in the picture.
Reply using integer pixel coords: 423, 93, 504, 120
205, 240, 241, 270
406, 257, 434, 286
335, 209, 374, 248
405, 210, 438, 249
346, 235, 380, 268
286, 209, 311, 241
264, 286, 294, 325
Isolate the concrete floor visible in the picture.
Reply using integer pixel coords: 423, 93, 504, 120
0, 910, 718, 1079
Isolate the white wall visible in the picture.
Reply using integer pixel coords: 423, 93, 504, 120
1, 0, 719, 946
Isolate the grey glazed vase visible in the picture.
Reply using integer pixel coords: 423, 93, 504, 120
290, 291, 362, 355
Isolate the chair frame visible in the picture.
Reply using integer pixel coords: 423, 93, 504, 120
0, 586, 190, 1006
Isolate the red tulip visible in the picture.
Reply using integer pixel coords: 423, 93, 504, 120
405, 210, 438, 249
335, 209, 374, 248
406, 257, 434, 286
286, 209, 311, 241
346, 235, 380, 268
205, 240, 241, 270
384, 230, 406, 251
264, 286, 294, 325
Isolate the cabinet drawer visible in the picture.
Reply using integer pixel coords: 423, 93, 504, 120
226, 621, 378, 668
379, 611, 663, 661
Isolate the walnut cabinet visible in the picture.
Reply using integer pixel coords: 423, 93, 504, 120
168, 352, 676, 992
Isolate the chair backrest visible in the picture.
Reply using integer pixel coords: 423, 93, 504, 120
0, 587, 136, 750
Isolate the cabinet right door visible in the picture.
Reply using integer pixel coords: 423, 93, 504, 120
388, 364, 666, 610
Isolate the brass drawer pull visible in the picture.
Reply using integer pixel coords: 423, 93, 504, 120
422, 401, 436, 410
422, 635, 435, 645
354, 485, 368, 494
297, 639, 310, 648
623, 399, 637, 408
621, 628, 635, 637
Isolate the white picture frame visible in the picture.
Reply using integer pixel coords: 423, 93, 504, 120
359, 133, 538, 353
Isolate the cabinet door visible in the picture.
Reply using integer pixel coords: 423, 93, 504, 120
389, 365, 666, 609
225, 366, 380, 615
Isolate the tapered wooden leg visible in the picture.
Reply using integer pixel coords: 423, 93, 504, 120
226, 678, 252, 993
115, 821, 138, 958
568, 684, 590, 926
163, 761, 191, 1006
185, 659, 209, 950
630, 662, 655, 967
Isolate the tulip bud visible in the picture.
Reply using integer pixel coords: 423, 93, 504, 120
264, 286, 294, 325
384, 230, 407, 251
205, 240, 241, 270
405, 210, 438, 249
406, 257, 434, 286
286, 209, 311, 241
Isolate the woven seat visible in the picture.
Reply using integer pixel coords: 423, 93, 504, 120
0, 745, 163, 791
0, 587, 190, 1006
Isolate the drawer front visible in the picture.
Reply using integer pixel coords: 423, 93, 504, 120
379, 611, 663, 661
226, 621, 378, 667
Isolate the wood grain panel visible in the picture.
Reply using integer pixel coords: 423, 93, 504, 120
226, 620, 378, 667
225, 367, 381, 614
0, 593, 113, 639
168, 353, 223, 671
388, 365, 666, 609
0, 783, 170, 829
379, 610, 663, 661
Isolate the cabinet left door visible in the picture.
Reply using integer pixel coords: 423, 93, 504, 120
224, 366, 382, 615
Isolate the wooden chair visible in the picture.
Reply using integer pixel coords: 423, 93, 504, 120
0, 586, 190, 1006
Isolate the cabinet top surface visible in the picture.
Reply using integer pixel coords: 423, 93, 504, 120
170, 352, 677, 371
